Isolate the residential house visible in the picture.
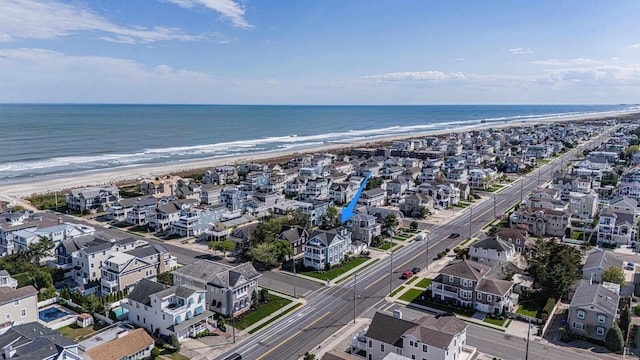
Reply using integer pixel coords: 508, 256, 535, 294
170, 205, 226, 238
582, 250, 624, 284
494, 228, 530, 254
11, 220, 96, 255
468, 236, 517, 265
148, 199, 196, 233
101, 244, 176, 295
509, 207, 571, 237
569, 192, 599, 220
362, 311, 475, 360
304, 228, 351, 270
66, 185, 120, 212
0, 286, 37, 328
277, 225, 309, 258
228, 222, 259, 252
172, 260, 261, 317
346, 214, 381, 245
567, 282, 619, 342
303, 178, 331, 200
0, 322, 79, 359
203, 166, 239, 185
85, 328, 155, 360
140, 176, 180, 197
329, 182, 356, 205
0, 271, 17, 289
431, 259, 516, 315
174, 181, 202, 202
220, 187, 246, 212
105, 197, 137, 222
357, 189, 386, 207
125, 279, 215, 341
0, 212, 60, 255
400, 193, 432, 218
71, 237, 142, 287
200, 183, 224, 205
125, 196, 159, 226
597, 207, 636, 247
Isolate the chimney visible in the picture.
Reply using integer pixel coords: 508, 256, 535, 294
4, 346, 15, 358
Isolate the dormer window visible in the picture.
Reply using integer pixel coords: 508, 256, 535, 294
577, 310, 586, 319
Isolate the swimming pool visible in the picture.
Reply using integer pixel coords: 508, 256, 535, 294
38, 307, 69, 323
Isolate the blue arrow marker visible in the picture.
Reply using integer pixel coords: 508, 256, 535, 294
341, 171, 372, 223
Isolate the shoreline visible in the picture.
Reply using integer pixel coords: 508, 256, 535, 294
1, 110, 638, 200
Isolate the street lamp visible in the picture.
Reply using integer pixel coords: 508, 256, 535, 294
468, 206, 473, 240
389, 231, 394, 295
292, 257, 297, 298
353, 272, 357, 324
425, 232, 430, 271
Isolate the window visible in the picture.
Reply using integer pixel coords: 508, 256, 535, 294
422, 344, 428, 353
577, 310, 586, 319
5, 314, 10, 320
597, 315, 606, 324
477, 292, 482, 300
596, 327, 605, 336
573, 322, 584, 330
449, 276, 454, 282
409, 340, 414, 347
381, 344, 385, 352
483, 249, 488, 255
20, 309, 26, 317
368, 340, 372, 348
13, 300, 19, 306
487, 295, 493, 302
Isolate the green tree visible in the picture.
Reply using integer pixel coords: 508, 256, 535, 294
252, 289, 260, 308
409, 221, 419, 231
321, 206, 340, 230
527, 239, 581, 299
209, 240, 236, 257
156, 271, 174, 286
260, 288, 270, 302
303, 352, 316, 360
246, 242, 279, 266
605, 322, 624, 352
382, 214, 399, 237
168, 334, 181, 350
272, 239, 293, 263
27, 236, 55, 264
365, 176, 382, 190
601, 266, 625, 286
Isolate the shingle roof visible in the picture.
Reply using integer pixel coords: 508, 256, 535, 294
0, 285, 37, 305
570, 282, 619, 316
0, 322, 77, 359
476, 278, 514, 296
365, 312, 416, 347
126, 279, 167, 306
583, 250, 623, 271
471, 236, 514, 252
439, 259, 491, 281
172, 260, 261, 288
85, 328, 154, 360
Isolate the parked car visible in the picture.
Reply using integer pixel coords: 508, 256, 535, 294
626, 262, 635, 271
412, 267, 421, 274
449, 233, 460, 238
401, 270, 414, 279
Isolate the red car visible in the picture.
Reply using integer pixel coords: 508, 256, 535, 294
401, 270, 414, 279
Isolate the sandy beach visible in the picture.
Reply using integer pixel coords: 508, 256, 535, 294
1, 110, 638, 200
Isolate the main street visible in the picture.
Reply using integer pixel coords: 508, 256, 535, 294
216, 129, 614, 360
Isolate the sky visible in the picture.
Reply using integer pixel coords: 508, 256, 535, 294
0, 0, 639, 104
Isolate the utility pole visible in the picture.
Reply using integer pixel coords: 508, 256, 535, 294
353, 272, 357, 324
425, 232, 430, 270
292, 257, 297, 298
520, 177, 524, 204
468, 206, 473, 240
389, 235, 394, 295
524, 319, 531, 359
493, 193, 496, 220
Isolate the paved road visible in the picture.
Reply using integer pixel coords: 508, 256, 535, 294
216, 130, 614, 360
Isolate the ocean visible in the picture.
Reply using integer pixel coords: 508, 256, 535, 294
0, 104, 637, 184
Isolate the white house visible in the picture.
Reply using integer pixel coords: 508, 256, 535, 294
304, 228, 351, 270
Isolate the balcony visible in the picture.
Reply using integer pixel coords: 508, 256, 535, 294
163, 303, 189, 317
101, 278, 118, 288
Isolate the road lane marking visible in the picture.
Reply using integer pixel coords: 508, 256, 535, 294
256, 311, 331, 360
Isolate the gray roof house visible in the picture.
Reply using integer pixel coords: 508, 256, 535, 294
468, 236, 517, 266
567, 282, 619, 342
172, 260, 261, 317
582, 250, 624, 283
362, 311, 475, 360
0, 322, 79, 359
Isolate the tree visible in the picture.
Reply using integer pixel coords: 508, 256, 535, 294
620, 305, 632, 340
605, 322, 624, 352
246, 242, 279, 267
382, 214, 399, 238
409, 221, 419, 231
303, 352, 316, 360
601, 266, 625, 286
252, 289, 260, 308
320, 206, 340, 230
157, 271, 174, 286
168, 334, 181, 350
209, 240, 236, 257
26, 236, 55, 264
526, 239, 581, 299
272, 239, 292, 263
365, 176, 382, 190
419, 206, 429, 219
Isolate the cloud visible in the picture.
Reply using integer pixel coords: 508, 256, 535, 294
363, 71, 466, 81
509, 48, 533, 55
0, 0, 200, 43
166, 0, 252, 29
545, 65, 640, 82
532, 58, 598, 66
631, 44, 640, 49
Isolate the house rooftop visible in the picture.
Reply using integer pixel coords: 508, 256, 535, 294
570, 282, 619, 315
85, 328, 154, 360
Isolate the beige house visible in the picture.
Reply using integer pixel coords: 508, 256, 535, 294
0, 286, 38, 328
101, 245, 176, 295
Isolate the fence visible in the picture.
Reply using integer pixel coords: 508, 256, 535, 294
94, 312, 115, 325
37, 296, 59, 308
505, 311, 545, 325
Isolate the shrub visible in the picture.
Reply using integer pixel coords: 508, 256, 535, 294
634, 304, 640, 316
540, 297, 556, 318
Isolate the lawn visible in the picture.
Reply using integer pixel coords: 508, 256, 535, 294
59, 322, 109, 341
415, 278, 432, 289
392, 236, 408, 241
378, 242, 394, 251
299, 257, 369, 281
233, 294, 292, 330
484, 317, 508, 326
248, 303, 302, 334
537, 159, 552, 164
391, 286, 405, 297
516, 303, 539, 318
398, 288, 424, 302
487, 185, 506, 192
405, 277, 418, 285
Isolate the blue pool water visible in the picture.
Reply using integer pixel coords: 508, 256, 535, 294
38, 307, 69, 323
112, 307, 128, 319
